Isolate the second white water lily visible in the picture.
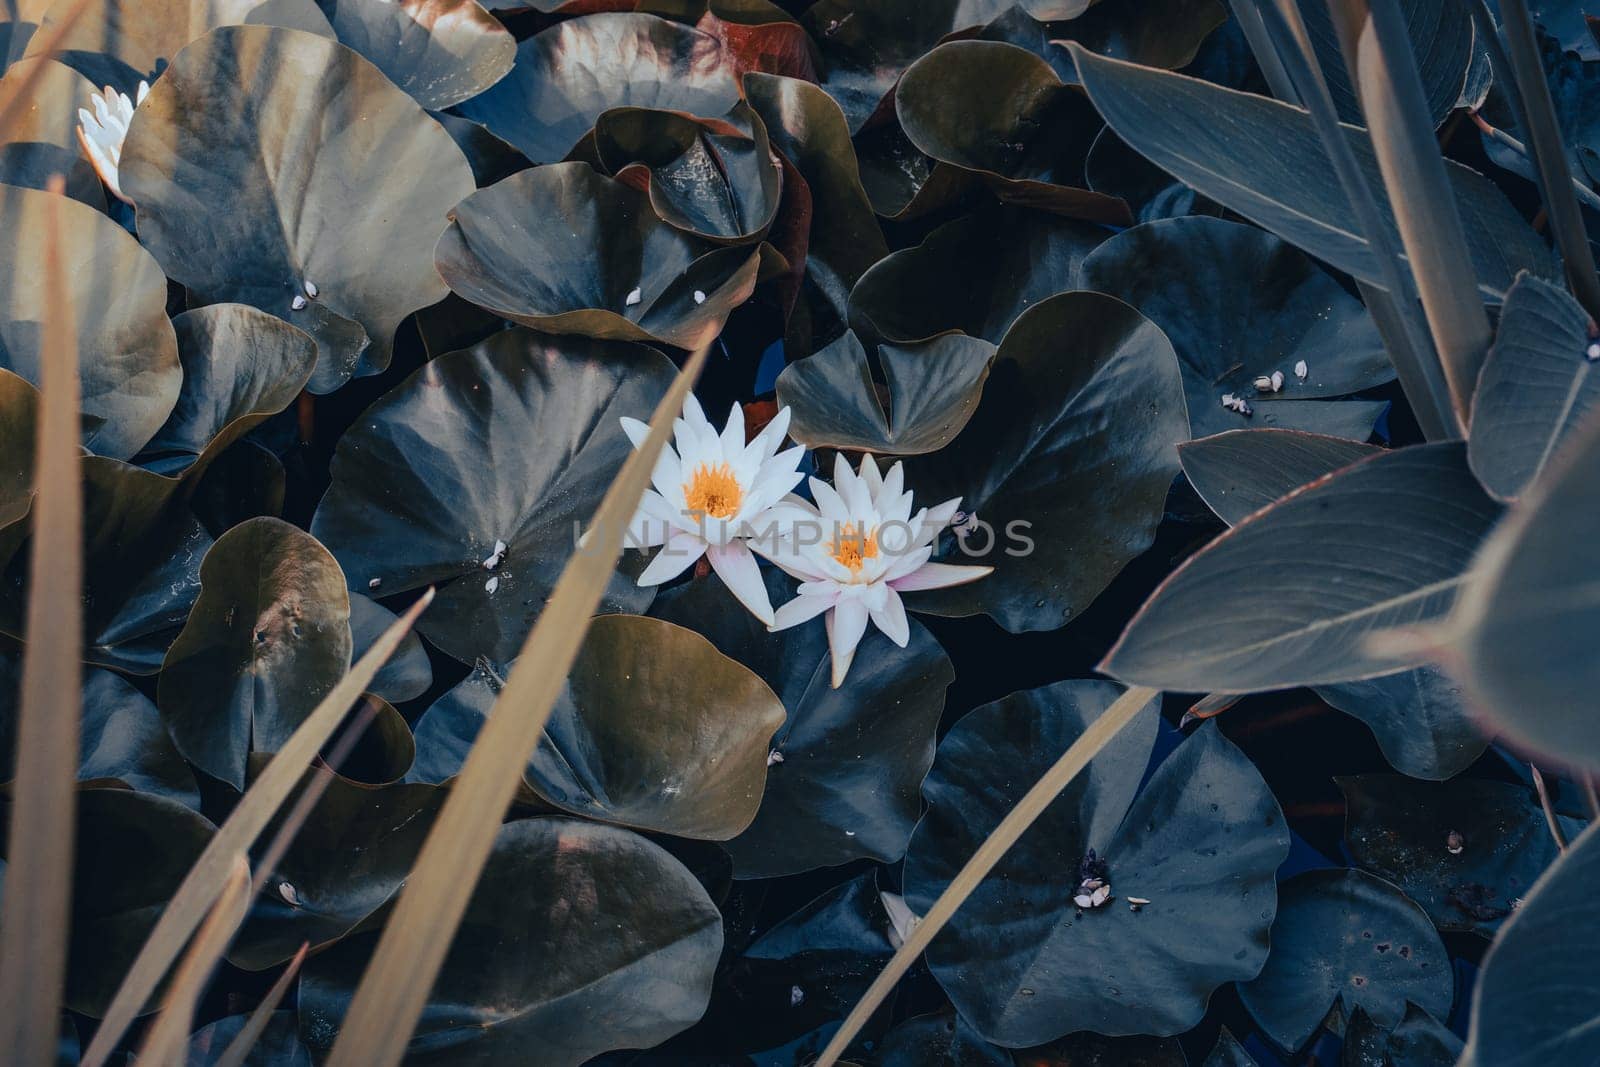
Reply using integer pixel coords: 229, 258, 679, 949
77, 81, 149, 204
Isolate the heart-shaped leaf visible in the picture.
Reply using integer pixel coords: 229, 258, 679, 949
121, 24, 476, 390
1238, 868, 1452, 1053
1470, 272, 1600, 501
0, 58, 106, 206
1340, 774, 1580, 938
348, 593, 432, 705
1103, 443, 1504, 692
455, 11, 742, 164
651, 571, 954, 877
1086, 125, 1222, 224
1080, 217, 1393, 439
1345, 1003, 1463, 1067
312, 0, 515, 110
776, 329, 994, 455
978, 0, 1228, 85
159, 517, 353, 789
434, 161, 762, 349
0, 183, 180, 459
310, 327, 676, 664
904, 683, 1287, 1046
1317, 666, 1488, 780
1070, 46, 1558, 301
299, 816, 723, 1064
904, 290, 1188, 632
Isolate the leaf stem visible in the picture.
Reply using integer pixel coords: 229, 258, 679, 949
1531, 764, 1570, 851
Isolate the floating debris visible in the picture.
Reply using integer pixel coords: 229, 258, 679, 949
1588, 343, 1600, 362
1252, 371, 1284, 393
1295, 359, 1309, 380
291, 294, 307, 311
766, 749, 784, 766
881, 891, 921, 949
304, 279, 319, 299
482, 539, 507, 570
1221, 393, 1253, 416
790, 985, 805, 1007
693, 289, 707, 305
367, 577, 382, 591
278, 881, 302, 907
625, 286, 642, 307
1446, 830, 1465, 856
484, 575, 500, 595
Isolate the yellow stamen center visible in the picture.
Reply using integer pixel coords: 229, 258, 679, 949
683, 462, 743, 520
830, 523, 879, 572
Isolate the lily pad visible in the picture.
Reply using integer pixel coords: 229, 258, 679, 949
905, 684, 1286, 1046
139, 304, 317, 480
852, 121, 982, 222
120, 23, 476, 389
979, 0, 1228, 85
1469, 272, 1600, 501
348, 592, 432, 704
848, 204, 1107, 346
434, 161, 762, 349
592, 102, 782, 243
1339, 774, 1579, 938
189, 1011, 311, 1067
455, 11, 742, 164
1238, 868, 1452, 1053
878, 1011, 1013, 1066
299, 816, 723, 1064
1180, 429, 1381, 526
0, 1, 48, 73
313, 0, 515, 110
1350, 1002, 1463, 1067
1085, 125, 1221, 224
27, 0, 335, 94
1103, 443, 1504, 693
0, 58, 106, 207
0, 369, 37, 572
896, 41, 1132, 225
410, 613, 784, 840
904, 290, 1188, 632
1080, 217, 1393, 439
775, 329, 994, 455
650, 570, 954, 877
159, 516, 352, 789
310, 327, 676, 664
0, 182, 180, 459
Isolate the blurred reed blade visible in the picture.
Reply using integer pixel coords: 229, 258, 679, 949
215, 944, 307, 1067
1495, 0, 1600, 322
0, 0, 95, 141
0, 176, 83, 1067
814, 686, 1161, 1067
134, 856, 252, 1067
1342, 0, 1492, 431
81, 592, 435, 1067
324, 335, 716, 1067
1229, 0, 1301, 104
1251, 0, 1458, 441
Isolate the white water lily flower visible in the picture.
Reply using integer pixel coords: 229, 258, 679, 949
621, 395, 806, 624
76, 81, 149, 204
761, 453, 991, 688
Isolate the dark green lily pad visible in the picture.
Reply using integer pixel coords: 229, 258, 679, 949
848, 204, 1106, 346
1348, 1002, 1463, 1067
313, 0, 515, 110
904, 291, 1188, 632
1339, 774, 1580, 938
0, 787, 214, 1017
1463, 823, 1600, 1066
896, 40, 1132, 225
852, 120, 982, 222
1085, 124, 1221, 224
27, 0, 335, 94
0, 654, 198, 807
189, 438, 287, 538
189, 1011, 311, 1067
120, 24, 475, 390
348, 592, 431, 704
0, 1, 47, 74
776, 329, 993, 455
299, 816, 723, 1064
1203, 1027, 1258, 1067
310, 328, 675, 664
0, 456, 214, 674
878, 1011, 1013, 1066
650, 570, 954, 877
1041, 1033, 1190, 1065
0, 369, 37, 573
1080, 217, 1393, 439
456, 11, 742, 164
139, 304, 317, 480
434, 161, 762, 349
1292, 0, 1472, 128
410, 613, 784, 840
1070, 45, 1559, 301
0, 182, 180, 459
1180, 429, 1381, 526
980, 0, 1227, 85
904, 682, 1288, 1046
1470, 271, 1600, 502
593, 102, 782, 243
1103, 443, 1504, 693
159, 516, 352, 789
1238, 868, 1452, 1053
230, 772, 444, 970
0, 58, 106, 207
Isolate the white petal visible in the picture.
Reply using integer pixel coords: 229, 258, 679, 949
868, 586, 910, 647
624, 490, 678, 548
637, 529, 707, 586
827, 598, 870, 688
858, 453, 884, 497
619, 416, 651, 449
879, 462, 904, 507
770, 587, 838, 631
721, 401, 746, 453
809, 477, 850, 524
924, 496, 962, 531
837, 454, 873, 516
882, 544, 934, 582
888, 562, 993, 592
707, 540, 773, 624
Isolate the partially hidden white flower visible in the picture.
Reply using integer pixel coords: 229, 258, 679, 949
760, 453, 991, 688
621, 395, 806, 625
76, 81, 149, 204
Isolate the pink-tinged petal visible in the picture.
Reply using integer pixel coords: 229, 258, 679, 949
721, 400, 746, 453
637, 529, 707, 586
749, 536, 830, 581
706, 540, 773, 625
770, 588, 838, 632
809, 477, 850, 524
924, 496, 962, 530
869, 586, 910, 647
889, 562, 993, 592
827, 597, 870, 688
882, 544, 934, 582
742, 498, 820, 550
